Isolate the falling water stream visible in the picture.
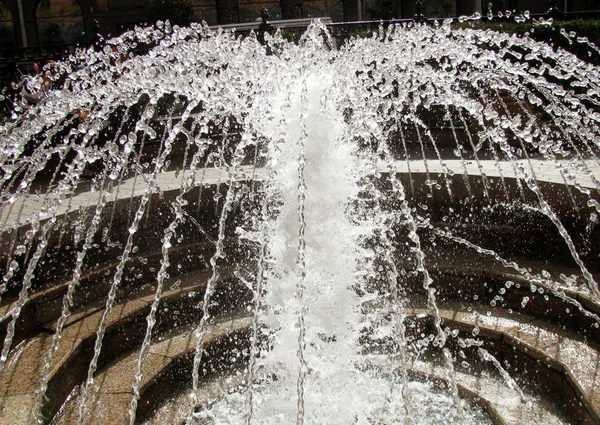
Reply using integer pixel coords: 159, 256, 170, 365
0, 15, 599, 425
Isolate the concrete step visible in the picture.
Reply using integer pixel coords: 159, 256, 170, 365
405, 305, 600, 424
0, 268, 217, 425
53, 317, 252, 425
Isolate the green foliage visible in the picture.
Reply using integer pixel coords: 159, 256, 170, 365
280, 30, 296, 42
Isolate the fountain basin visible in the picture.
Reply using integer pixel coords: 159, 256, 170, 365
0, 159, 598, 424
1, 21, 600, 425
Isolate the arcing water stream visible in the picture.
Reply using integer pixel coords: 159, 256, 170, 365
0, 16, 599, 425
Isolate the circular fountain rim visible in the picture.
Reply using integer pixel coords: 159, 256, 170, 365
2, 159, 598, 229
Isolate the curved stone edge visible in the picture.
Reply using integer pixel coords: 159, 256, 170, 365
58, 306, 595, 425
2, 159, 598, 232
52, 317, 252, 425
406, 307, 600, 425
0, 270, 236, 425
361, 356, 562, 425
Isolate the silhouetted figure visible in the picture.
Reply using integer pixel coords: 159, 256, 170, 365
414, 0, 426, 23
257, 8, 275, 46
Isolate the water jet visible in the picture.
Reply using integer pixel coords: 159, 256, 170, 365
0, 17, 599, 425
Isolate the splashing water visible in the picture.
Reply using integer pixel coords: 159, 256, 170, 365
0, 17, 599, 425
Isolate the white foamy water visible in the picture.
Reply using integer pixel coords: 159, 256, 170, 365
0, 17, 596, 425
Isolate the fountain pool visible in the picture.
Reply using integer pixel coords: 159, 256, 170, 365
0, 18, 599, 425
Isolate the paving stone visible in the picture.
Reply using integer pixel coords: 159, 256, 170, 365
0, 394, 36, 425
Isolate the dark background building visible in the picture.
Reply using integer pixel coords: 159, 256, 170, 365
0, 0, 595, 50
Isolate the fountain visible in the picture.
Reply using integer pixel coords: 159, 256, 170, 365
0, 15, 599, 425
